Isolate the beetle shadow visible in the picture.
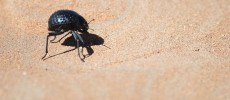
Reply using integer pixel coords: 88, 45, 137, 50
43, 31, 105, 60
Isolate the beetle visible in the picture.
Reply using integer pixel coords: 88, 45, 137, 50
42, 9, 94, 61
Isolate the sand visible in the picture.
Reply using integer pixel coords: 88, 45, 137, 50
0, 0, 230, 100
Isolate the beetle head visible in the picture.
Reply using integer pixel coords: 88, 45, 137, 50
78, 16, 89, 32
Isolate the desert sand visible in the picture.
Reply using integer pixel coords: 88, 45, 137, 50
0, 0, 230, 100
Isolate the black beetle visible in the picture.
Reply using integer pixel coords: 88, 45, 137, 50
42, 9, 94, 61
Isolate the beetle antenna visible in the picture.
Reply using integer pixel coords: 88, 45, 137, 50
87, 19, 95, 31
87, 19, 95, 24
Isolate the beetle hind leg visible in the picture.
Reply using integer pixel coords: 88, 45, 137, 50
42, 32, 62, 60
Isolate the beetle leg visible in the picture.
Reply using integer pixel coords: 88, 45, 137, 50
72, 31, 85, 62
74, 31, 85, 45
74, 31, 85, 58
42, 35, 49, 59
42, 32, 62, 59
50, 35, 57, 42
42, 32, 57, 59
49, 31, 64, 43
50, 31, 71, 43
